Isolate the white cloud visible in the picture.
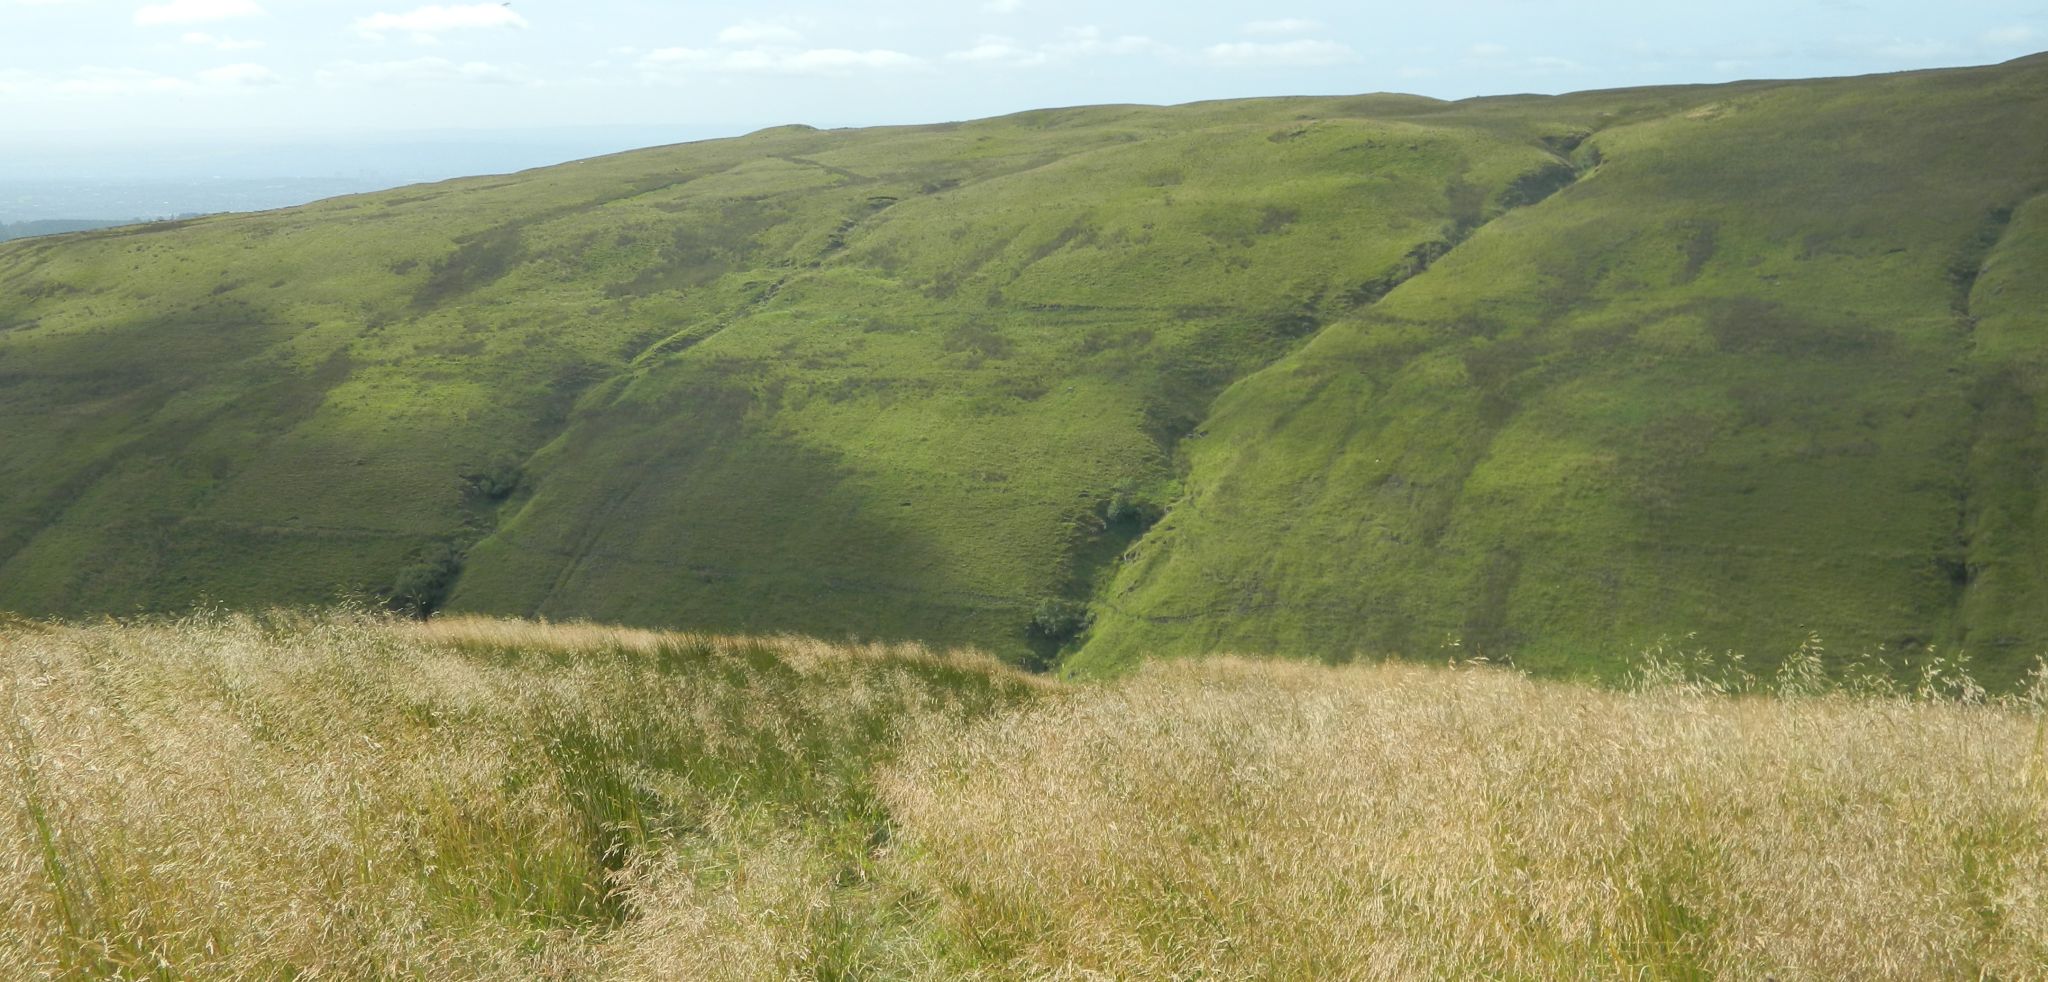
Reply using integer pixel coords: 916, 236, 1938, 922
1204, 39, 1355, 67
1048, 26, 1164, 58
644, 46, 923, 76
0, 61, 284, 97
945, 35, 1043, 65
1465, 45, 1591, 76
1984, 25, 2038, 47
320, 57, 525, 84
766, 48, 920, 72
944, 26, 1165, 67
196, 61, 278, 84
1242, 18, 1321, 36
1870, 38, 1961, 60
181, 30, 264, 50
355, 4, 527, 42
719, 19, 804, 44
133, 0, 262, 26
51, 67, 191, 94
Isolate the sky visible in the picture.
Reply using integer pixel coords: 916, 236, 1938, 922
2, 1, 2045, 165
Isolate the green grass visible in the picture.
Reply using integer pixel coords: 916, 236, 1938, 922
1076, 58, 2048, 682
0, 221, 123, 243
3, 56, 2047, 680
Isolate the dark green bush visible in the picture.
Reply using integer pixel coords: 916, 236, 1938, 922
1104, 493, 1165, 532
1028, 598, 1093, 644
464, 453, 524, 501
1497, 162, 1580, 210
389, 544, 464, 618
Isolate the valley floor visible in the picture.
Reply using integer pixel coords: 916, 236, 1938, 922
2, 612, 2043, 978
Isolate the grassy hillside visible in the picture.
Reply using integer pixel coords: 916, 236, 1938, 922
0, 221, 125, 244
3, 57, 2047, 676
4, 614, 2045, 977
0, 95, 1579, 664
1078, 57, 2048, 680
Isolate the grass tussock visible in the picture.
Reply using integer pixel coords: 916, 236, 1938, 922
4, 611, 2047, 978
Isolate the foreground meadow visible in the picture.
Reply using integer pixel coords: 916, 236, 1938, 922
3, 613, 2045, 979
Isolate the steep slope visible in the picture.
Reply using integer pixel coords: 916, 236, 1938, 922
1077, 58, 2048, 681
0, 95, 1585, 660
1958, 192, 2048, 651
4, 58, 2048, 679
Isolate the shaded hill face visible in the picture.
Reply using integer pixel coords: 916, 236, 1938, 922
2, 58, 2045, 678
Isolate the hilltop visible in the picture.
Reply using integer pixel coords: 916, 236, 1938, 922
2, 55, 2046, 678
0, 220, 131, 243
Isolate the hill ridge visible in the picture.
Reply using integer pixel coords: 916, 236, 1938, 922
3, 56, 2046, 681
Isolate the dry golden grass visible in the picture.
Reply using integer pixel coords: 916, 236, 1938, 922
410, 614, 1040, 682
0, 610, 1031, 979
4, 612, 2045, 979
885, 656, 2048, 979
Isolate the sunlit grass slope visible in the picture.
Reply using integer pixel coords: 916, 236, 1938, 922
3, 57, 2048, 676
0, 94, 1583, 663
1079, 56, 2048, 680
5, 613, 2046, 978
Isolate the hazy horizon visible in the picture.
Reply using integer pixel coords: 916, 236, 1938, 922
5, 0, 2043, 219
1, 124, 744, 222
7, 0, 2042, 136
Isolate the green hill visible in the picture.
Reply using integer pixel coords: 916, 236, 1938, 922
3, 56, 2046, 679
0, 220, 127, 243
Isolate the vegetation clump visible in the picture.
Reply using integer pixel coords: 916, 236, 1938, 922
1026, 597, 1092, 644
1102, 491, 1164, 532
463, 453, 525, 502
388, 544, 464, 617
